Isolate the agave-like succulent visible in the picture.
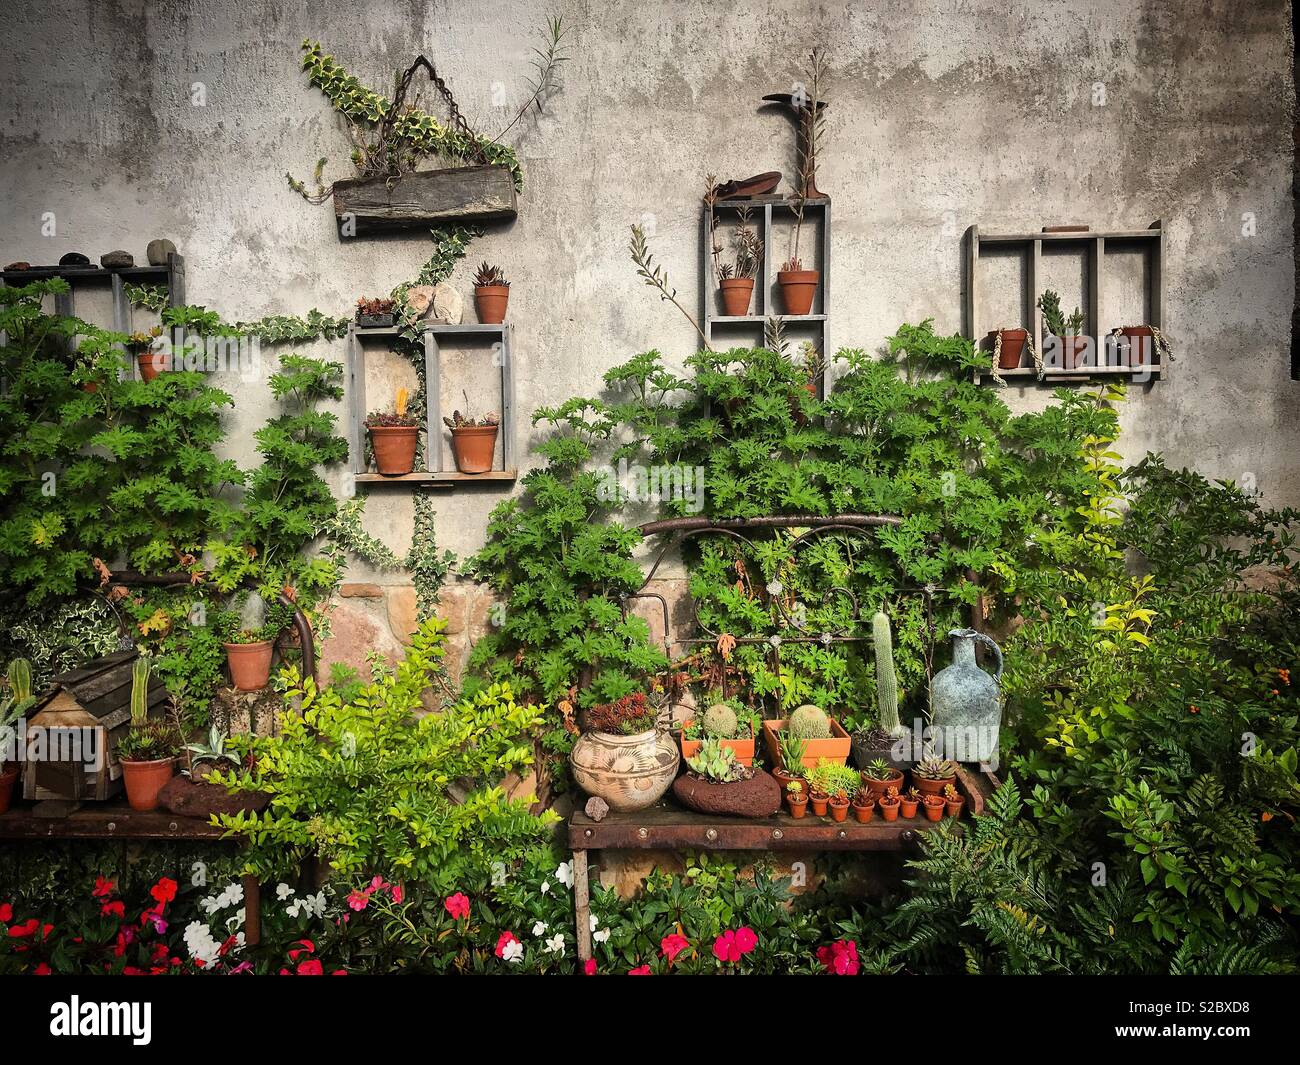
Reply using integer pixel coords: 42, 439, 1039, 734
474, 261, 509, 288
184, 726, 238, 777
913, 756, 958, 780
687, 737, 744, 783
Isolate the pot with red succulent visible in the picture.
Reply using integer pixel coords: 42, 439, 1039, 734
367, 388, 420, 476
877, 785, 900, 822
570, 691, 679, 813
128, 326, 166, 381
922, 793, 946, 822
356, 295, 396, 329
861, 756, 905, 800
943, 781, 965, 818
0, 657, 36, 815
443, 395, 500, 475
473, 262, 510, 324
912, 756, 958, 796
786, 779, 807, 818
900, 787, 921, 819
850, 786, 875, 823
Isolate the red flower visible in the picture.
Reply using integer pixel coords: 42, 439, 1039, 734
816, 939, 859, 976
0, 902, 11, 923
34, 962, 51, 975
150, 877, 178, 905
8, 919, 38, 938
346, 889, 370, 912
92, 876, 115, 898
583, 958, 597, 975
288, 939, 315, 961
713, 926, 758, 963
660, 933, 690, 962
494, 931, 521, 959
628, 964, 652, 975
390, 883, 405, 904
296, 959, 324, 976
444, 892, 471, 920
734, 926, 757, 955
101, 900, 125, 919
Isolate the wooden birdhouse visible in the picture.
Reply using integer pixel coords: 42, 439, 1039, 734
22, 650, 168, 804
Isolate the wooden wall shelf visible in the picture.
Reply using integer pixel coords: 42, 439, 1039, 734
346, 321, 517, 488
965, 222, 1165, 384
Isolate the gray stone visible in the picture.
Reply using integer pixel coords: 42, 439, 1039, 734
100, 249, 133, 268
428, 283, 463, 324
146, 238, 176, 265
584, 795, 610, 821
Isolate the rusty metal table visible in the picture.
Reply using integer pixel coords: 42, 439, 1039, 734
567, 766, 995, 961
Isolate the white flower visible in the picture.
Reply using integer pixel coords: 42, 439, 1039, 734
491, 862, 508, 887
532, 920, 548, 937
540, 880, 551, 895
182, 920, 222, 965
275, 883, 294, 901
502, 938, 524, 963
286, 899, 306, 918
593, 928, 610, 944
544, 933, 565, 956
589, 914, 599, 932
555, 861, 574, 889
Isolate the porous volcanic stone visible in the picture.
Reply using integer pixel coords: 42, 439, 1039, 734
672, 769, 781, 818
158, 765, 269, 819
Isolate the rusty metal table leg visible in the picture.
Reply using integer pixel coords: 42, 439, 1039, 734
573, 849, 591, 963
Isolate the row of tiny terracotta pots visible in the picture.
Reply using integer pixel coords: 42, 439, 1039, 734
718, 270, 819, 317
786, 782, 964, 823
368, 423, 498, 476
996, 326, 1155, 370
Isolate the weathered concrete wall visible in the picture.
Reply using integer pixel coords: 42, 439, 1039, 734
2, 1, 1295, 672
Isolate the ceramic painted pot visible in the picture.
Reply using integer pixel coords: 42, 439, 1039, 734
929, 628, 1003, 764
569, 727, 679, 812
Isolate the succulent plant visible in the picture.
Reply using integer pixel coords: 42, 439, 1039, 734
871, 611, 904, 737
913, 756, 958, 781
786, 779, 804, 795
686, 737, 745, 783
130, 656, 150, 728
807, 760, 859, 801
864, 757, 898, 781
777, 729, 808, 772
788, 703, 831, 739
943, 782, 960, 801
7, 658, 32, 703
1, 657, 36, 739
474, 261, 509, 288
701, 703, 738, 739
184, 725, 238, 776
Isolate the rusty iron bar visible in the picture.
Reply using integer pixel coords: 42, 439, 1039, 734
638, 514, 904, 535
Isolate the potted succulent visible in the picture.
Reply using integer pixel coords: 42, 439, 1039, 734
677, 698, 758, 766
221, 624, 276, 692
1117, 324, 1155, 366
128, 326, 166, 381
356, 296, 396, 328
367, 388, 420, 476
473, 262, 510, 324
877, 785, 900, 822
443, 396, 500, 475
673, 737, 781, 818
912, 756, 958, 797
0, 658, 36, 815
943, 781, 965, 818
116, 658, 178, 812
786, 779, 807, 818
861, 756, 905, 800
183, 725, 239, 781
1038, 289, 1087, 370
778, 256, 819, 316
569, 691, 679, 812
770, 730, 807, 790
921, 793, 945, 822
850, 785, 875, 823
807, 776, 830, 817
808, 761, 860, 822
761, 704, 852, 771
705, 192, 763, 317
995, 327, 1029, 370
900, 786, 921, 819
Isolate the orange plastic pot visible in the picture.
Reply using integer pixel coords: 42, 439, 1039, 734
121, 757, 175, 812
810, 792, 829, 817
851, 800, 875, 823
450, 425, 499, 474
368, 425, 419, 476
922, 798, 945, 822
997, 328, 1028, 369
719, 278, 755, 316
829, 798, 849, 823
223, 640, 273, 691
474, 285, 510, 324
137, 352, 168, 381
787, 794, 808, 819
878, 799, 899, 822
761, 718, 851, 771
0, 764, 18, 815
777, 269, 819, 315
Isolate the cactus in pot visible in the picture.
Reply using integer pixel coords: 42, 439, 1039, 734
872, 611, 905, 738
789, 704, 831, 739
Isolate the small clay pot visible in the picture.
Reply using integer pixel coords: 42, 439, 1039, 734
945, 796, 965, 818
810, 791, 829, 817
1120, 325, 1154, 366
777, 269, 819, 315
719, 278, 755, 316
0, 763, 18, 815
997, 328, 1028, 370
137, 352, 168, 381
770, 767, 796, 792
450, 424, 499, 474
851, 800, 875, 824
914, 775, 953, 797
900, 796, 919, 818
474, 285, 509, 324
828, 797, 849, 823
878, 798, 900, 822
121, 757, 176, 812
922, 797, 945, 822
223, 640, 274, 691
369, 424, 419, 476
862, 769, 904, 800
1050, 334, 1091, 370
787, 793, 807, 819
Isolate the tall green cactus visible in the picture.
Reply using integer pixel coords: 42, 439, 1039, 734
130, 657, 151, 727
872, 611, 903, 737
7, 658, 31, 703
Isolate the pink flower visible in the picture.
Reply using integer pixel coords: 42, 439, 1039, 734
92, 877, 115, 899
660, 933, 690, 962
734, 926, 757, 955
628, 964, 652, 975
297, 959, 324, 975
368, 875, 390, 894
444, 892, 470, 920
390, 883, 404, 904
584, 958, 597, 975
713, 926, 758, 963
494, 931, 522, 963
346, 889, 370, 912
816, 939, 859, 976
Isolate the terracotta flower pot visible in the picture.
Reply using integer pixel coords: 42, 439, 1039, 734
450, 424, 499, 474
862, 768, 905, 800
997, 328, 1028, 370
1120, 325, 1154, 366
922, 798, 945, 822
810, 792, 829, 817
787, 794, 808, 819
121, 757, 175, 812
368, 424, 419, 476
1050, 334, 1090, 370
900, 796, 919, 818
914, 775, 953, 797
777, 269, 819, 315
137, 352, 168, 381
945, 797, 965, 818
223, 640, 274, 691
878, 798, 900, 822
0, 764, 18, 815
770, 766, 797, 792
851, 800, 875, 823
474, 285, 509, 324
719, 278, 755, 316
679, 721, 756, 766
761, 718, 852, 771
829, 797, 849, 823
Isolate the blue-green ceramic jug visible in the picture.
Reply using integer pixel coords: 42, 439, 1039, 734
929, 628, 1003, 767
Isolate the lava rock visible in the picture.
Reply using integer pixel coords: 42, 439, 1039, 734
5, 261, 31, 271
59, 252, 91, 266
100, 249, 134, 268
146, 238, 176, 265
672, 769, 782, 818
584, 796, 610, 822
158, 763, 269, 820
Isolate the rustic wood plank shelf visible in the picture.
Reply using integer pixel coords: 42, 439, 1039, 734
0, 798, 224, 840
352, 470, 518, 485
